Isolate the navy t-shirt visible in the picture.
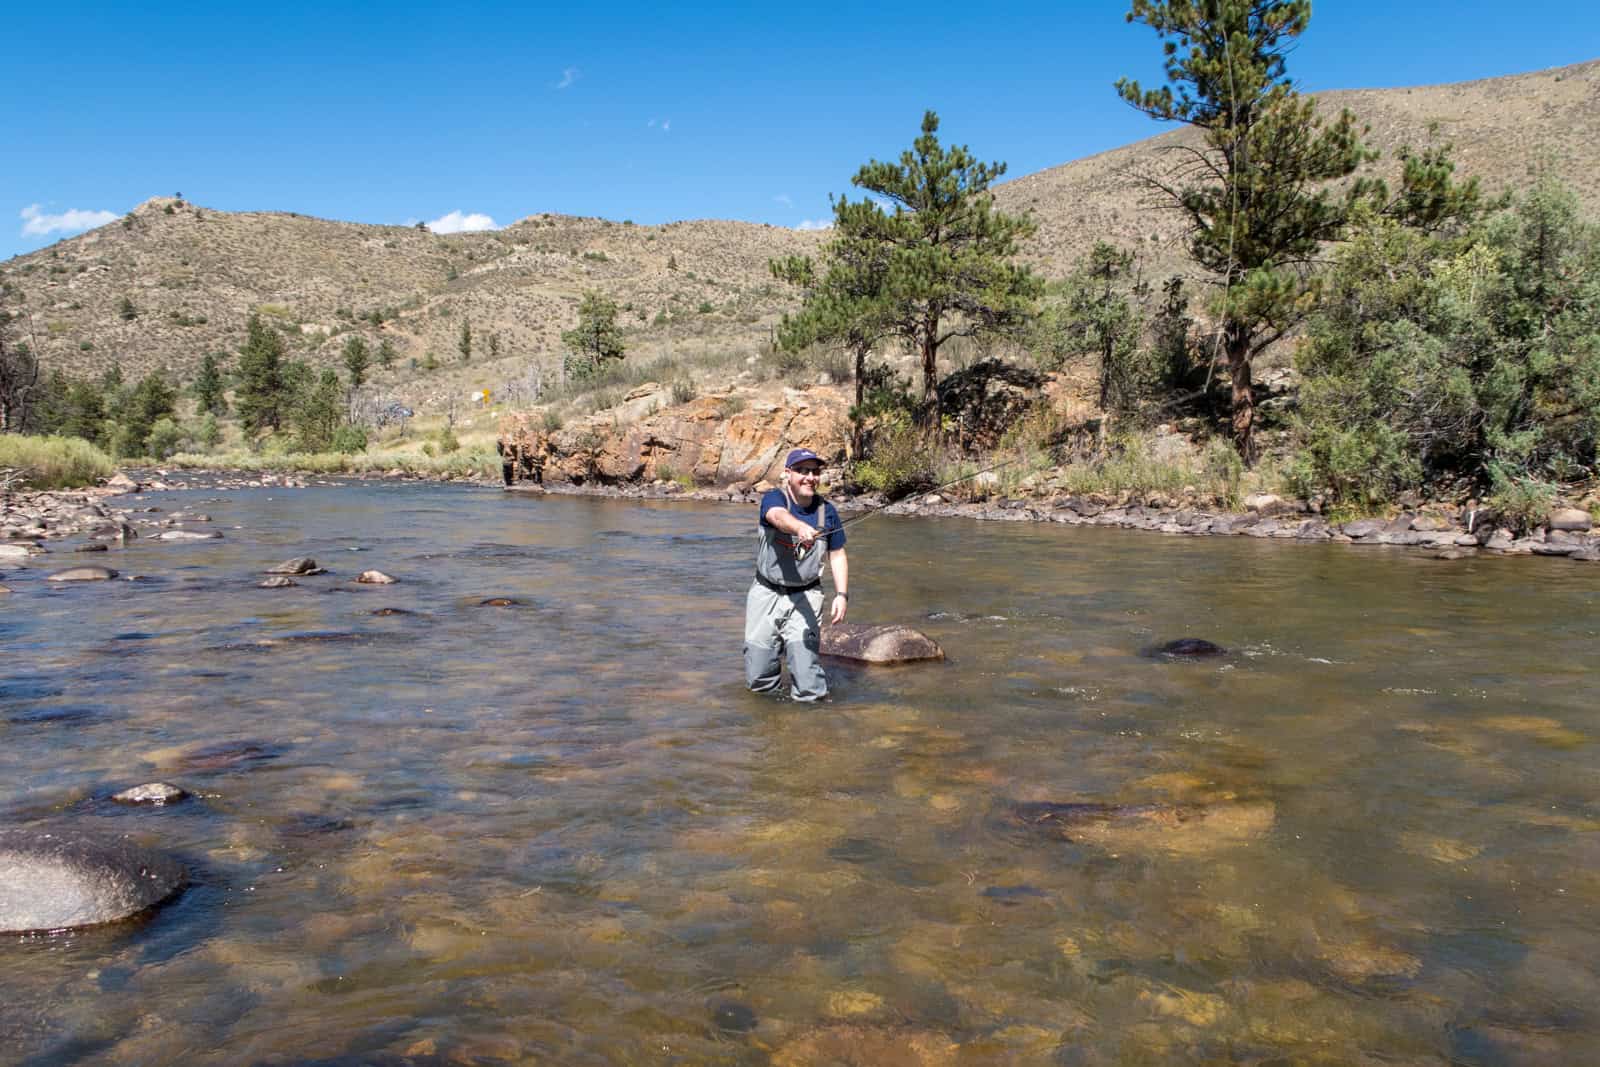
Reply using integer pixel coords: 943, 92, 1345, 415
758, 489, 846, 551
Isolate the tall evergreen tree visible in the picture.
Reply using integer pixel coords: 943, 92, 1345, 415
1061, 242, 1151, 417
294, 369, 345, 452
561, 292, 626, 379
832, 111, 1041, 428
235, 313, 288, 435
458, 320, 473, 363
194, 352, 229, 416
1117, 0, 1380, 460
61, 379, 109, 445
342, 335, 371, 389
376, 337, 396, 369
772, 233, 895, 457
118, 370, 177, 456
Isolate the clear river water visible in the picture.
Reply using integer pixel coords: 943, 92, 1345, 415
2, 480, 1598, 1065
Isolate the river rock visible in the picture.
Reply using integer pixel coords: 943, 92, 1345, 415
820, 624, 945, 664
156, 529, 222, 541
258, 576, 298, 588
46, 565, 118, 582
112, 783, 190, 806
1143, 637, 1227, 658
0, 543, 38, 560
1243, 493, 1292, 517
1548, 507, 1593, 532
73, 542, 109, 552
104, 472, 141, 492
266, 557, 324, 575
0, 828, 186, 933
356, 569, 397, 584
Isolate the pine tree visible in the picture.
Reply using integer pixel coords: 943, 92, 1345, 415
458, 320, 473, 362
121, 371, 177, 456
62, 379, 109, 445
342, 335, 371, 389
117, 295, 138, 321
561, 292, 626, 379
377, 337, 396, 369
294, 369, 345, 452
772, 233, 896, 457
831, 111, 1041, 428
194, 352, 228, 416
1061, 243, 1150, 417
235, 313, 288, 435
1117, 0, 1381, 460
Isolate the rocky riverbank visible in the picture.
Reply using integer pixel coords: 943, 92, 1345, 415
6, 467, 1597, 578
513, 477, 1600, 563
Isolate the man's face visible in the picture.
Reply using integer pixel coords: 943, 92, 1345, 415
786, 463, 823, 500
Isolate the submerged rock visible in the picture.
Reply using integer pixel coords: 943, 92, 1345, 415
156, 529, 223, 541
0, 828, 186, 933
356, 569, 397, 584
258, 576, 298, 588
265, 557, 325, 575
479, 597, 521, 607
821, 624, 945, 665
46, 565, 118, 582
173, 739, 286, 772
112, 783, 190, 806
1141, 637, 1227, 658
1009, 798, 1276, 853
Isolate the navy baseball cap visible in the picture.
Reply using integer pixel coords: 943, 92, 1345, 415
785, 448, 822, 469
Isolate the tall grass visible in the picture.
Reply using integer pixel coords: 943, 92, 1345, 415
0, 434, 116, 489
163, 447, 499, 480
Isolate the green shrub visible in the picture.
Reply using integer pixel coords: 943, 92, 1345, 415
194, 413, 222, 451
671, 379, 696, 405
0, 434, 116, 489
1487, 466, 1557, 535
146, 416, 188, 459
850, 416, 936, 499
435, 425, 461, 454
331, 425, 369, 454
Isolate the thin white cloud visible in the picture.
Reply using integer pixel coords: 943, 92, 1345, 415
662, 119, 671, 132
556, 67, 579, 90
426, 210, 499, 234
795, 218, 832, 231
19, 203, 118, 238
773, 194, 793, 207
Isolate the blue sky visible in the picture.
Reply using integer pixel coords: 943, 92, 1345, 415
4, 1, 1596, 260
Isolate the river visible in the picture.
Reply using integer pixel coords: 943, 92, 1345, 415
3, 480, 1598, 1064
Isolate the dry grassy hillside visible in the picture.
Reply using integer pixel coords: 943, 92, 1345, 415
3, 58, 1594, 416
997, 58, 1600, 280
0, 199, 821, 410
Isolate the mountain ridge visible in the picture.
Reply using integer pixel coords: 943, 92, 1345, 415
4, 58, 1595, 415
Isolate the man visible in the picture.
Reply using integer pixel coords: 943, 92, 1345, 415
744, 447, 849, 701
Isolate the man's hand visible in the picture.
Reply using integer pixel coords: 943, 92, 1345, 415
794, 523, 819, 549
829, 594, 848, 624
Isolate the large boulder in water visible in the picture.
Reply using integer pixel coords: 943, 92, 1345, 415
821, 624, 945, 665
0, 828, 186, 933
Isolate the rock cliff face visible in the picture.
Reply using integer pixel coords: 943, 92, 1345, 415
499, 384, 851, 489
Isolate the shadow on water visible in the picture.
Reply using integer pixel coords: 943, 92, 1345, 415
3, 483, 1600, 1062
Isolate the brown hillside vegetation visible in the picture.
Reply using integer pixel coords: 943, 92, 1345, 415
998, 58, 1600, 281
3, 59, 1595, 417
